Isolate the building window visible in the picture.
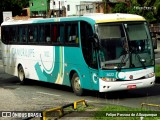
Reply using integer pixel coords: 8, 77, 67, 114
30, 2, 33, 6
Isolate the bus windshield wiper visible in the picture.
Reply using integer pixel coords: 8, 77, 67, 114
133, 50, 146, 69
117, 52, 129, 71
117, 38, 129, 71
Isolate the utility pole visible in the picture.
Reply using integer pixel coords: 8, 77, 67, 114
59, 0, 60, 17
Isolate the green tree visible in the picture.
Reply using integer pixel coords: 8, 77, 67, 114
153, 0, 160, 22
103, 0, 107, 13
129, 0, 159, 22
111, 0, 159, 22
112, 2, 128, 13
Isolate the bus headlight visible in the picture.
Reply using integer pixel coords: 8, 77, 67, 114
145, 73, 155, 78
101, 77, 116, 82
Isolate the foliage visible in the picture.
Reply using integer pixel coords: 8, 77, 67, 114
155, 65, 160, 77
153, 1, 160, 22
144, 11, 157, 22
127, 3, 142, 15
111, 0, 159, 22
112, 2, 128, 13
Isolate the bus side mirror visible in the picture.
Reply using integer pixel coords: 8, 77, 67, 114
90, 35, 99, 50
93, 38, 99, 49
94, 34, 100, 50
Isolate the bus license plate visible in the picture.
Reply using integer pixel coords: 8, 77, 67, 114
127, 85, 136, 89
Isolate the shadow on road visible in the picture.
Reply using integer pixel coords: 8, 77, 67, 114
0, 76, 160, 100
84, 80, 160, 100
155, 77, 160, 83
30, 80, 160, 100
0, 76, 20, 89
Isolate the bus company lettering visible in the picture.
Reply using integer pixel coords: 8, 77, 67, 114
12, 48, 35, 58
106, 73, 115, 77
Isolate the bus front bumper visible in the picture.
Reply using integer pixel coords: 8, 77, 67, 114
99, 77, 155, 92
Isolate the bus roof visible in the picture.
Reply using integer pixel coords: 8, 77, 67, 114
1, 13, 146, 26
84, 13, 146, 23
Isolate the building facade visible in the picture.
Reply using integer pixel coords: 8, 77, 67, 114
29, 0, 103, 17
29, 0, 50, 17
28, 0, 130, 17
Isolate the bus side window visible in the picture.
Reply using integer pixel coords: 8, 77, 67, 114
65, 23, 79, 45
28, 25, 38, 43
17, 25, 28, 43
80, 21, 97, 69
7, 27, 13, 43
39, 25, 45, 43
28, 26, 33, 42
2, 26, 9, 44
60, 24, 64, 43
69, 23, 78, 44
54, 24, 63, 44
56, 25, 60, 43
24, 26, 28, 43
18, 27, 22, 42
51, 25, 57, 43
33, 26, 38, 42
1, 27, 5, 44
5, 26, 18, 44
44, 24, 51, 43
12, 26, 18, 43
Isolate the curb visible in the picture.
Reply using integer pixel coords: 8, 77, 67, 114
43, 99, 88, 120
23, 99, 88, 120
141, 103, 160, 109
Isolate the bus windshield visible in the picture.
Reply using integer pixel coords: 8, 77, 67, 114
97, 22, 154, 70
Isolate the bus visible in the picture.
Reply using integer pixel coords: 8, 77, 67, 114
1, 13, 155, 96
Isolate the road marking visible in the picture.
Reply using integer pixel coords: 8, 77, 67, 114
32, 98, 37, 100
155, 58, 160, 61
36, 91, 61, 97
0, 64, 3, 67
85, 99, 98, 103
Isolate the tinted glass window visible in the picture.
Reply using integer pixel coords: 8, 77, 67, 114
1, 21, 80, 47
28, 25, 38, 43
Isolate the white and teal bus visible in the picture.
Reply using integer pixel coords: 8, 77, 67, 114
1, 13, 155, 96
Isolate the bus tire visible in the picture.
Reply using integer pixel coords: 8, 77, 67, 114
71, 73, 84, 96
18, 65, 26, 84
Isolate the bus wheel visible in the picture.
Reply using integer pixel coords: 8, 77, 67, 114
18, 65, 26, 84
71, 73, 83, 96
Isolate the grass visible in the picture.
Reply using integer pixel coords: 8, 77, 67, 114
155, 65, 160, 77
92, 105, 160, 120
